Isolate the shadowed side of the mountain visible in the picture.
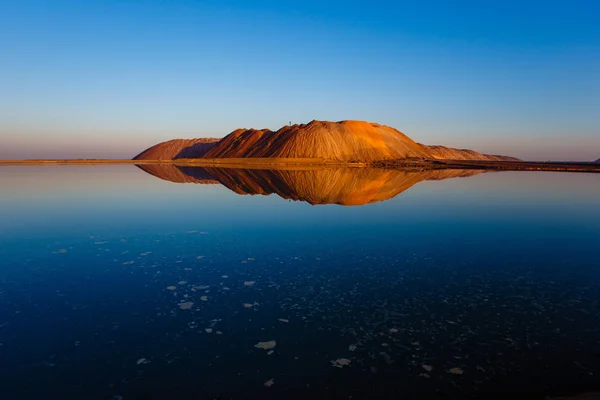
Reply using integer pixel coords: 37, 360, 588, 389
203, 128, 274, 158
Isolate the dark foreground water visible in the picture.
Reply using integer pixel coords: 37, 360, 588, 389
1, 165, 599, 399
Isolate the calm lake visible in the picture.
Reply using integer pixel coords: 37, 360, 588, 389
1, 165, 599, 399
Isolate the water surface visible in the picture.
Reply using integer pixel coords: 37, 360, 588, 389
1, 166, 599, 399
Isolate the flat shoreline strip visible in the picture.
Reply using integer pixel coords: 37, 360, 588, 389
0, 158, 599, 173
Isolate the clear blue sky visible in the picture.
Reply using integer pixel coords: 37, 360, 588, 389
1, 0, 598, 160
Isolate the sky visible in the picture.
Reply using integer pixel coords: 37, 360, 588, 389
0, 0, 598, 161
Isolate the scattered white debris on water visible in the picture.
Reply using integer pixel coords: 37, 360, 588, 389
348, 344, 357, 351
179, 301, 194, 310
178, 281, 187, 285
205, 328, 213, 333
278, 318, 289, 323
422, 365, 433, 372
244, 281, 255, 287
200, 296, 208, 301
243, 303, 253, 308
255, 340, 276, 350
166, 286, 176, 291
221, 275, 228, 278
390, 328, 399, 333
136, 358, 150, 365
331, 358, 351, 368
264, 378, 274, 387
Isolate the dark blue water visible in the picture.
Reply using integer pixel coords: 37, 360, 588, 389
0, 166, 599, 399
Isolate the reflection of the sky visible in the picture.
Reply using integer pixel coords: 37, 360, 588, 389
1, 166, 599, 241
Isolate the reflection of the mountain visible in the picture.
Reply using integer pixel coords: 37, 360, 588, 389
137, 164, 483, 206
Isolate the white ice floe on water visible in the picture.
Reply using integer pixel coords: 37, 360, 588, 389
264, 379, 274, 387
254, 340, 276, 350
331, 358, 351, 368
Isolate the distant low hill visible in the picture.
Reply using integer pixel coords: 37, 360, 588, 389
134, 120, 518, 162
134, 138, 220, 160
423, 145, 515, 162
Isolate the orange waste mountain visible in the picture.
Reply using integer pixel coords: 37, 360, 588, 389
136, 164, 484, 206
134, 120, 518, 162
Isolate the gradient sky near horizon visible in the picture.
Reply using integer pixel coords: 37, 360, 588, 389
1, 0, 599, 161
